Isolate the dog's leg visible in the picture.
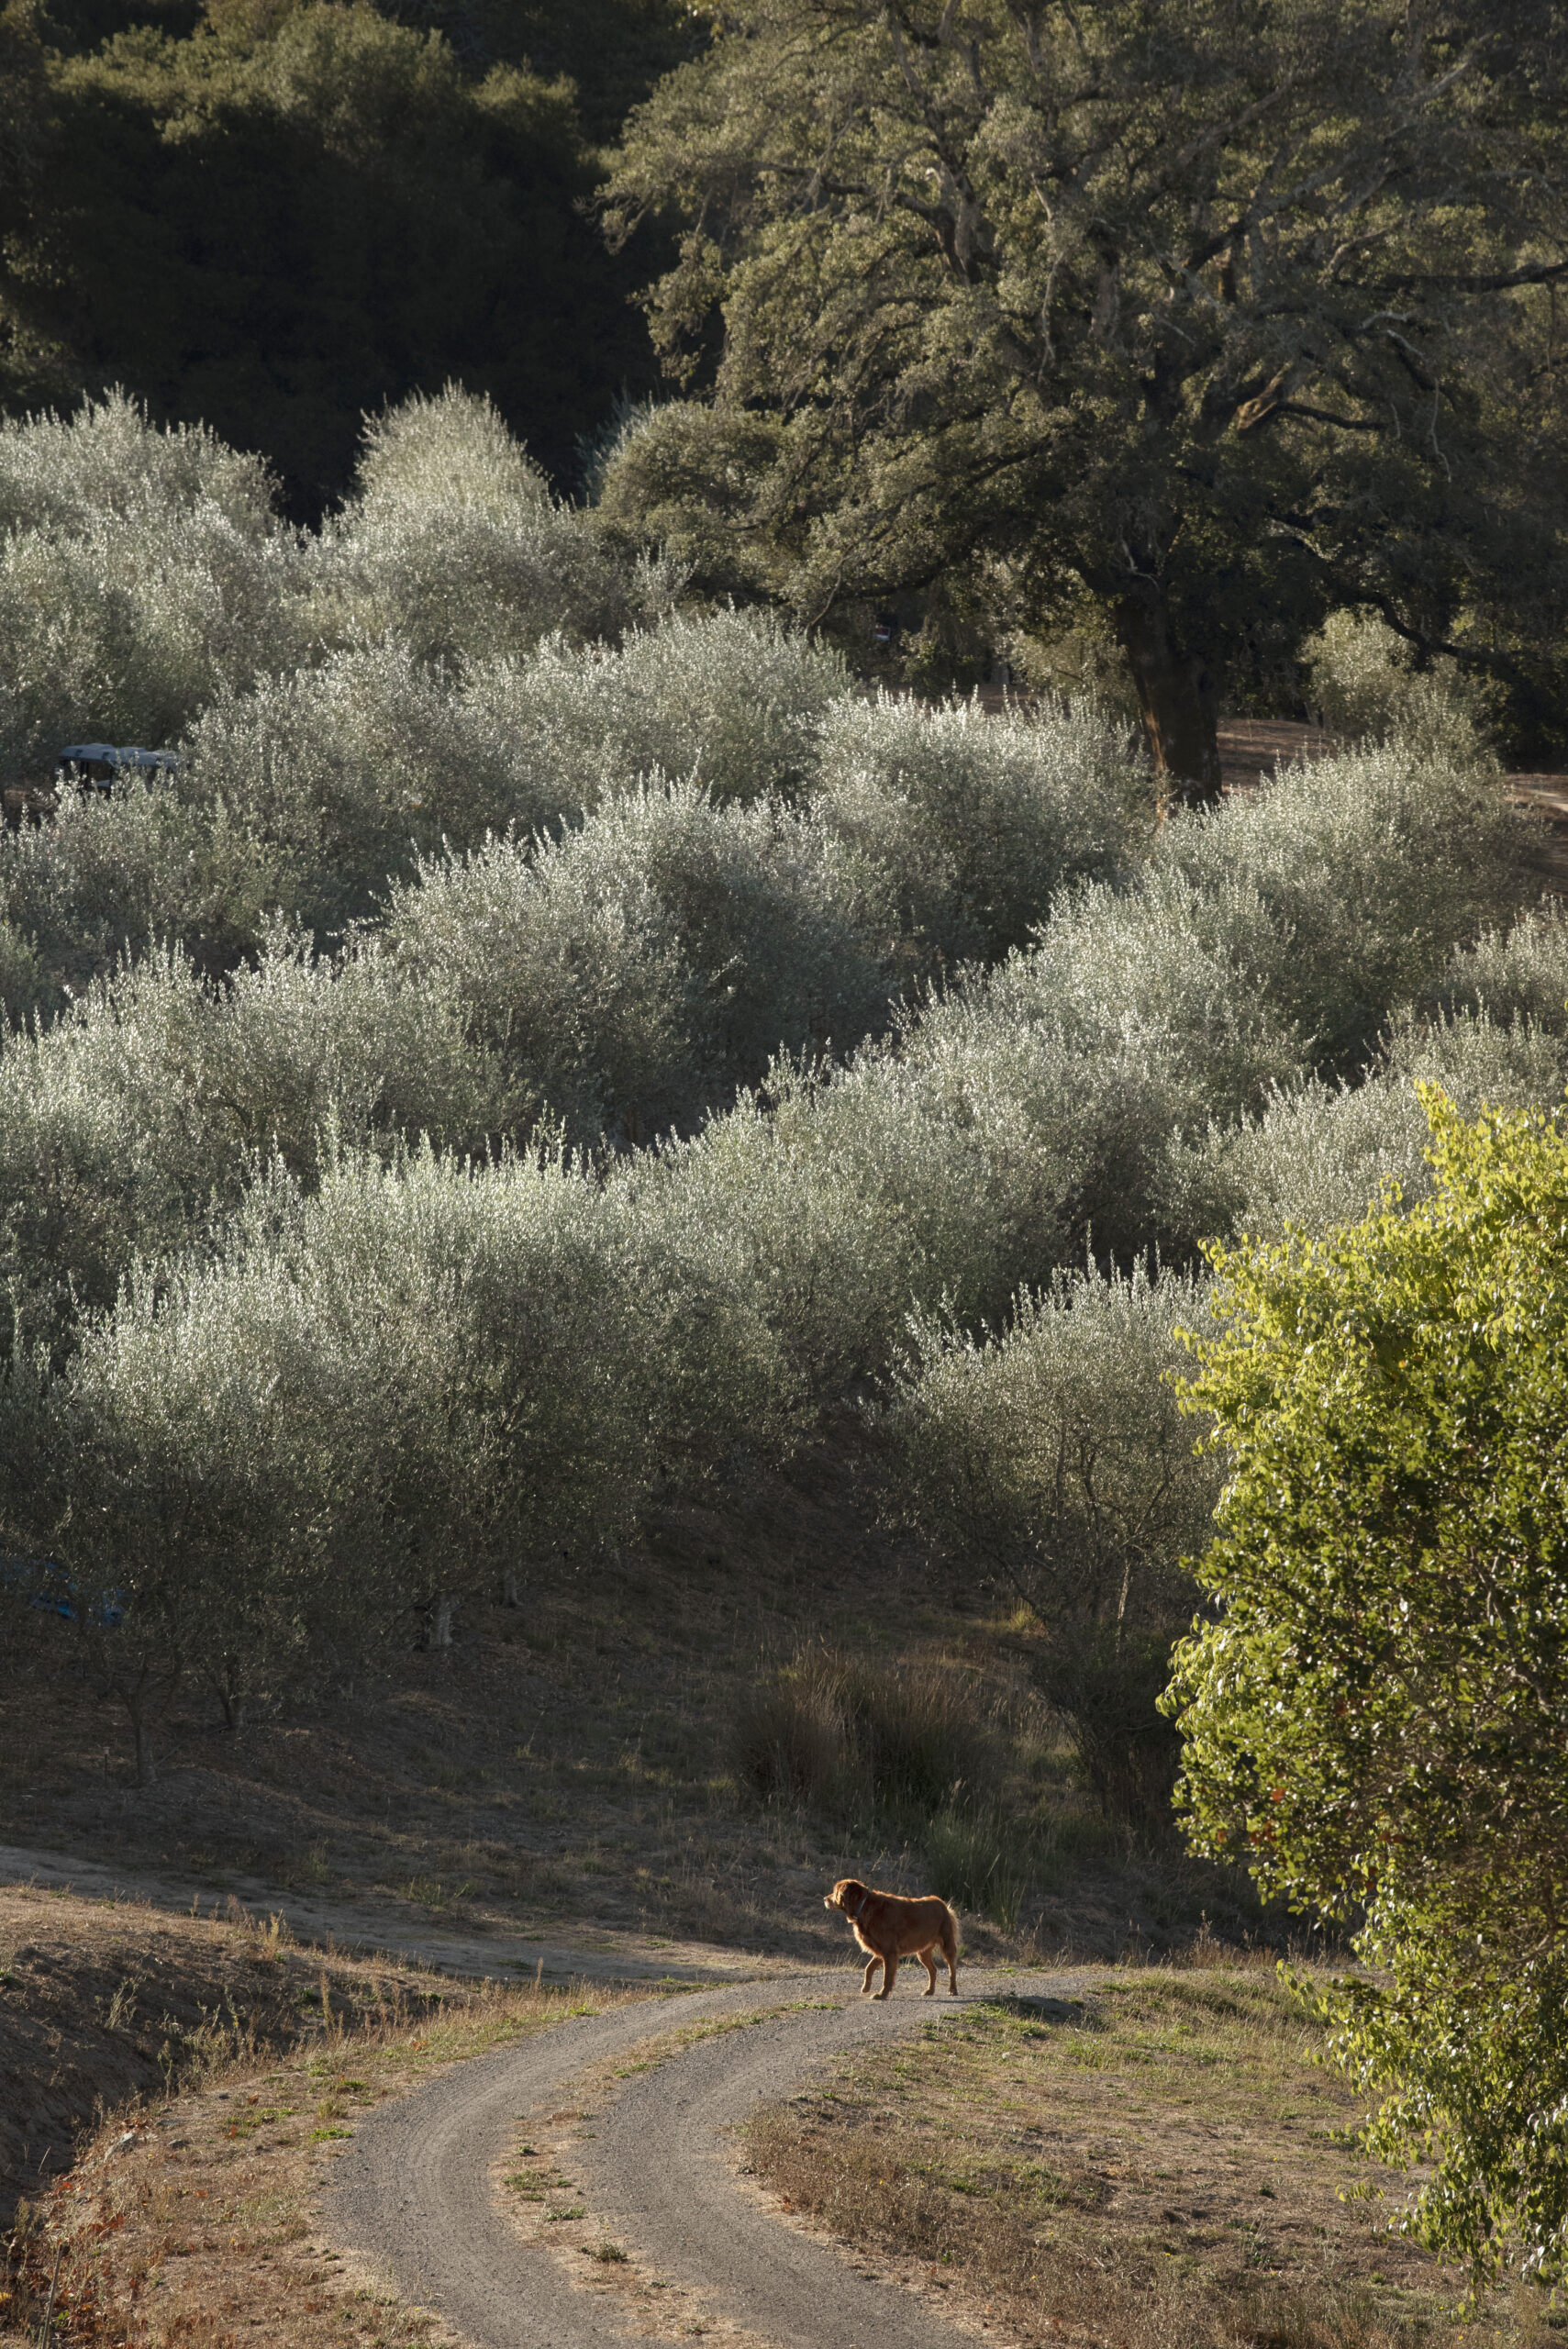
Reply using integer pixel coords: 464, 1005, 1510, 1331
862, 1954, 882, 1996
876, 1953, 899, 1999
919, 1948, 939, 1996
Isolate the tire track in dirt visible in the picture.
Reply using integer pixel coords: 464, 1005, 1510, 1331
327, 1966, 1091, 2349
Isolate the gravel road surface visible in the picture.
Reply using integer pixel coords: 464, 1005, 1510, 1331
328, 1965, 1092, 2349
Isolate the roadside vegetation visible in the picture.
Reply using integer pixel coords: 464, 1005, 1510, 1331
0, 1879, 619, 2349
747, 1973, 1557, 2349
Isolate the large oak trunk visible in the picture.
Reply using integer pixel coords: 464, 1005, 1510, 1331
1112, 592, 1222, 811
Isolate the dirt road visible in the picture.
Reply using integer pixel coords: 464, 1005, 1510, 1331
328, 1965, 1090, 2349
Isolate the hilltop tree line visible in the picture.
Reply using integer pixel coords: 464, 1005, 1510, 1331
4, 0, 1567, 774
0, 0, 695, 510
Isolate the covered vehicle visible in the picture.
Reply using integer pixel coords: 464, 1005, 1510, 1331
57, 743, 182, 796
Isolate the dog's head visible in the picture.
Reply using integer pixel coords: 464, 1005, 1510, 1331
824, 1877, 867, 1915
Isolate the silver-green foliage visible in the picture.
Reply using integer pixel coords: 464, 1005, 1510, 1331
1304, 608, 1494, 765
0, 939, 502, 1339
1439, 902, 1568, 1031
1152, 740, 1532, 1067
884, 1261, 1221, 1631
0, 390, 280, 540
810, 688, 1150, 965
884, 1261, 1224, 1820
1164, 908, 1568, 1248
312, 385, 680, 662
0, 1133, 807, 1724
0, 778, 293, 1018
463, 604, 849, 812
0, 395, 309, 774
178, 642, 527, 935
3, 1146, 656, 1720
383, 780, 891, 1147
1167, 1017, 1568, 1250
635, 742, 1540, 1396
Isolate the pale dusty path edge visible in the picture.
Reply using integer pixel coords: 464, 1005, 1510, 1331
0, 1840, 774, 1986
326, 1965, 1094, 2349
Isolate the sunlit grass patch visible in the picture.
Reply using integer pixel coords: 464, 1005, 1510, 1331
747, 1969, 1557, 2348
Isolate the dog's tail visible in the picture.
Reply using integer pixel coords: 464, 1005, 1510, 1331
940, 1898, 960, 1949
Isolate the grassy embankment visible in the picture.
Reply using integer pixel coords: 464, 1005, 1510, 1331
747, 1966, 1560, 2349
0, 1880, 629, 2349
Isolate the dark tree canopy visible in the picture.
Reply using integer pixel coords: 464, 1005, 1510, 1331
604, 1, 1568, 799
0, 0, 695, 510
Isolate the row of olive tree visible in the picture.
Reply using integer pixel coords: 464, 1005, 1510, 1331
2, 737, 1552, 1372
0, 624, 1148, 1025
0, 1141, 801, 1775
0, 387, 677, 785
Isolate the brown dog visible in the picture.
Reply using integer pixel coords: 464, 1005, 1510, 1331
824, 1876, 960, 1999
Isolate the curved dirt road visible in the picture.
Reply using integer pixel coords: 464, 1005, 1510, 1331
328, 1965, 1090, 2349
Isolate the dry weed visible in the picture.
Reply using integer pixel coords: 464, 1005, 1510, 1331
746, 1970, 1558, 2349
2, 1894, 631, 2348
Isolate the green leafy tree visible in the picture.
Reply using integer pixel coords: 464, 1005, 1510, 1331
1168, 1086, 1568, 2281
603, 1, 1568, 799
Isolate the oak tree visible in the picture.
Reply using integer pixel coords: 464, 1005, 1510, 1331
604, 1, 1568, 801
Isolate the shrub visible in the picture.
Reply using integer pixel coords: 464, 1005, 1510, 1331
0, 776, 294, 1014
873, 870, 1308, 1276
1152, 740, 1535, 1070
811, 688, 1150, 966
0, 1139, 688, 1750
178, 643, 527, 938
383, 781, 891, 1147
922, 1803, 1029, 1928
462, 606, 849, 813
884, 1262, 1222, 1820
0, 504, 308, 778
0, 936, 503, 1349
617, 1049, 1020, 1397
1170, 1089, 1568, 2283
1163, 1003, 1568, 1250
0, 389, 280, 541
0, 394, 308, 779
592, 397, 789, 602
734, 1649, 990, 1821
1439, 901, 1568, 1031
312, 385, 678, 662
1304, 607, 1494, 764
0, 918, 47, 1029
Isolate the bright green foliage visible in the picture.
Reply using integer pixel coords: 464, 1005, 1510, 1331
1168, 1089, 1568, 2280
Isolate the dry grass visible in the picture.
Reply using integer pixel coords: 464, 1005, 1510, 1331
0, 1884, 479, 2234
0, 1430, 1288, 1980
1, 1900, 631, 2349
745, 1967, 1562, 2349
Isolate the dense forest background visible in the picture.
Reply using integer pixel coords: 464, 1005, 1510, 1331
0, 0, 698, 512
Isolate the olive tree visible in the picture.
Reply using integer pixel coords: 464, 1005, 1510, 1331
885, 1262, 1221, 1816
